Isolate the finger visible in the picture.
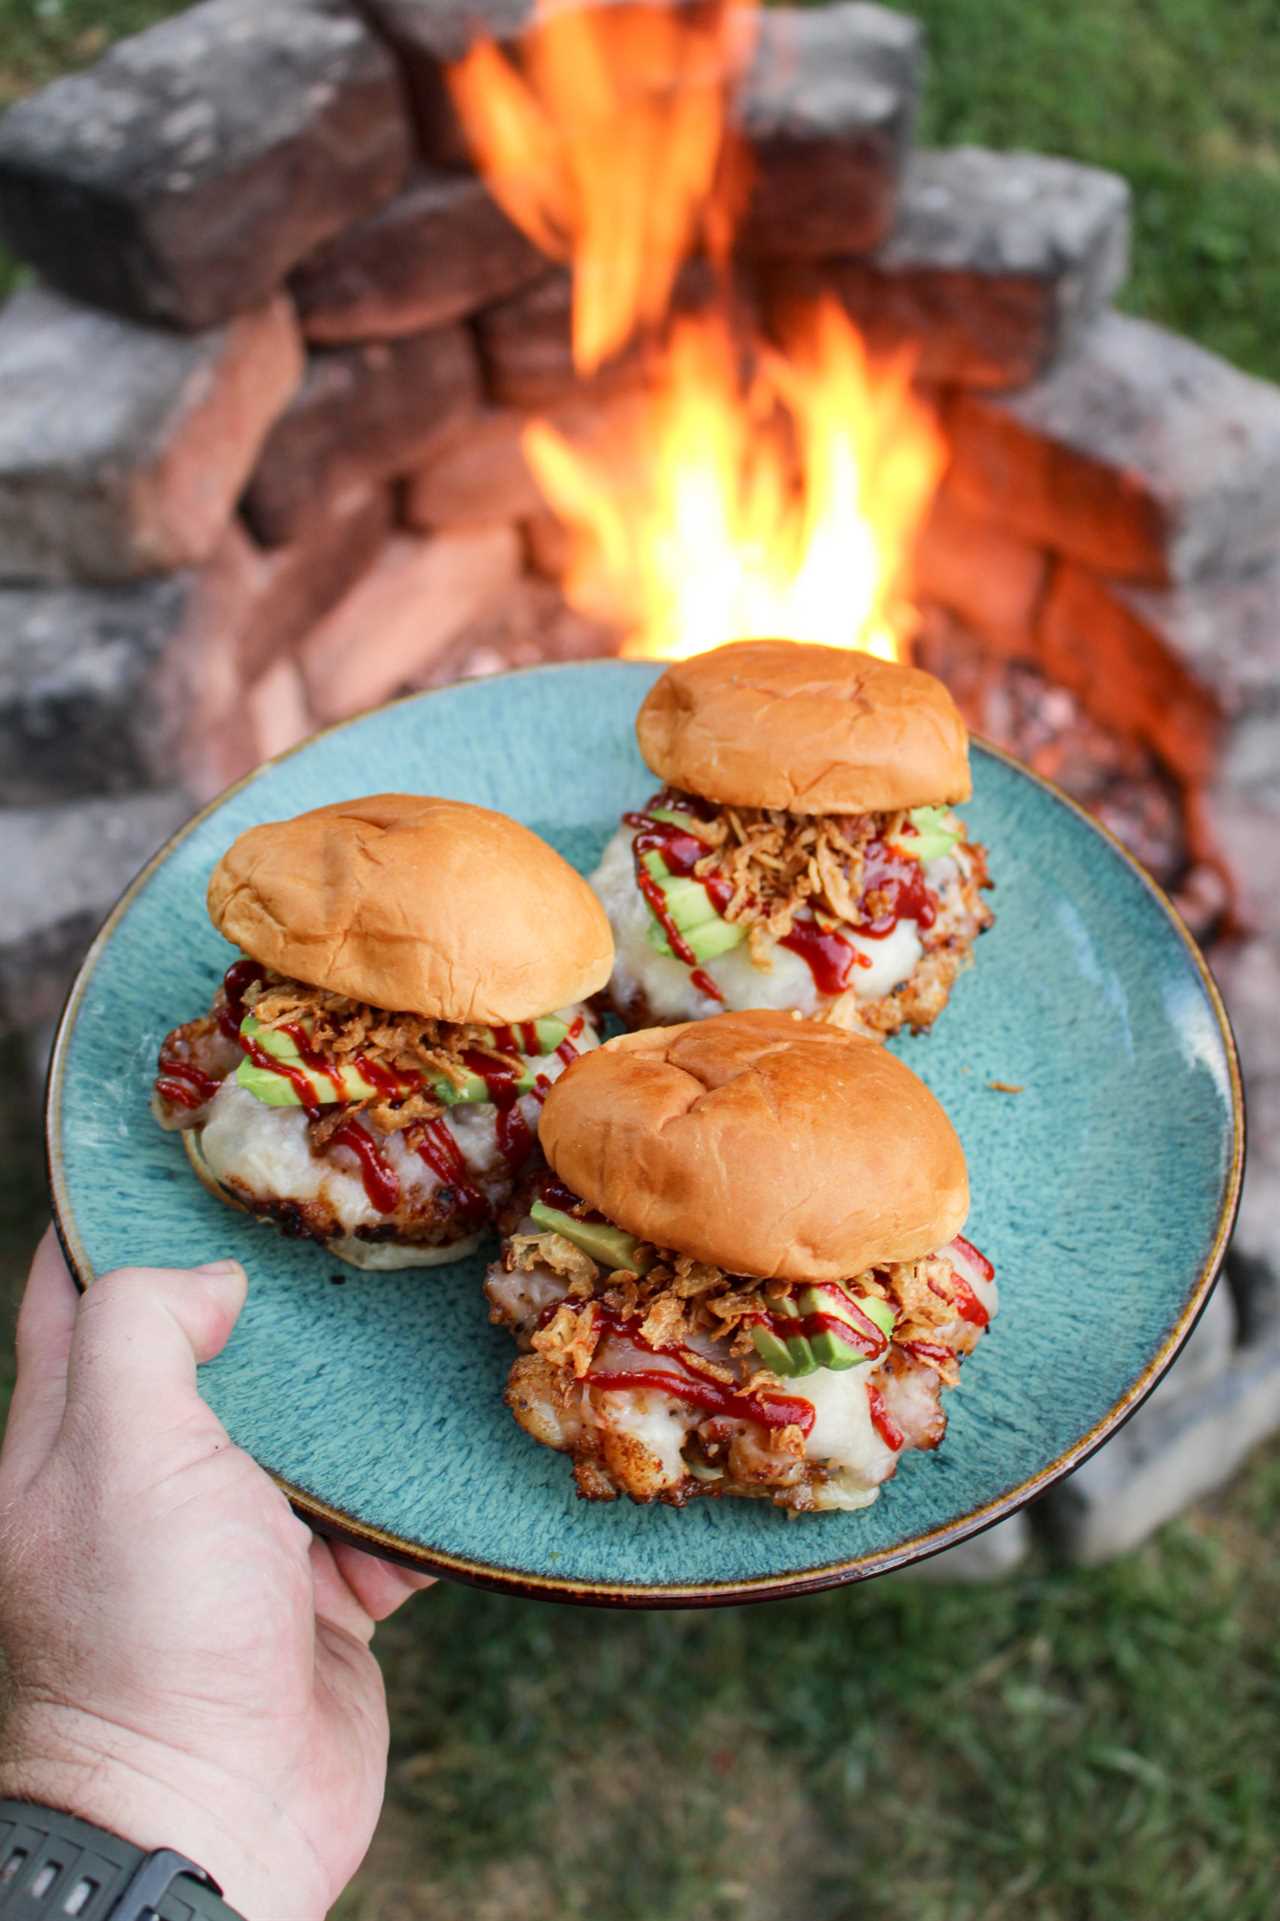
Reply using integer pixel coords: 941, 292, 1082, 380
0, 1228, 80, 1485
309, 1536, 377, 1645
64, 1259, 248, 1442
327, 1537, 436, 1623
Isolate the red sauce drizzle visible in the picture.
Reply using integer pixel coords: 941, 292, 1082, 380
555, 1013, 586, 1066
332, 1121, 400, 1213
278, 1021, 348, 1104
900, 1339, 953, 1371
867, 1384, 904, 1451
857, 838, 938, 938
951, 1233, 995, 1282
416, 1118, 489, 1224
217, 958, 265, 1039
778, 918, 872, 993
460, 1047, 532, 1175
537, 1172, 607, 1221
585, 1312, 815, 1434
751, 1288, 888, 1362
690, 968, 726, 1005
496, 1105, 534, 1172
490, 1021, 543, 1055
238, 1030, 322, 1120
627, 808, 736, 973
155, 1056, 221, 1111
352, 1053, 422, 1099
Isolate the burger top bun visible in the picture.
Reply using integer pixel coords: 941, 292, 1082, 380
540, 1009, 969, 1282
207, 794, 614, 1023
635, 639, 972, 814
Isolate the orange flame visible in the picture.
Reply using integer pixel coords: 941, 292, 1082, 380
448, 1, 946, 663
524, 298, 947, 660
447, 0, 756, 375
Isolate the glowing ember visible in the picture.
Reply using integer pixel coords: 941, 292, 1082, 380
446, 0, 755, 375
448, 0, 946, 663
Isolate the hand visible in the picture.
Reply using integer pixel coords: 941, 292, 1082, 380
0, 1231, 432, 1921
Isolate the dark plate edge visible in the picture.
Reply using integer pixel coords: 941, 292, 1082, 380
44, 665, 1247, 1610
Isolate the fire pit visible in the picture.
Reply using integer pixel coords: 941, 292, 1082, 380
1, 0, 1277, 1568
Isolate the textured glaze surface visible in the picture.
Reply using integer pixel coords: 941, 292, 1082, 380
49, 662, 1241, 1604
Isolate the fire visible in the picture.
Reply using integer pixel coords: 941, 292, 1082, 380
446, 0, 755, 374
525, 299, 946, 660
447, 0, 946, 663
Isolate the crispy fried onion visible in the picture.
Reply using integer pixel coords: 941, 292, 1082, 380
238, 974, 527, 1137
505, 1219, 977, 1394
641, 788, 982, 961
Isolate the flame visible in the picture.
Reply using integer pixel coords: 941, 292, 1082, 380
524, 297, 947, 660
447, 0, 756, 375
448, 1, 946, 664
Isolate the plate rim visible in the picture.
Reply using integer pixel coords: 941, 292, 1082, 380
45, 661, 1246, 1608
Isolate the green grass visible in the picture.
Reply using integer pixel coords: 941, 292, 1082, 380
2, 5, 1279, 1916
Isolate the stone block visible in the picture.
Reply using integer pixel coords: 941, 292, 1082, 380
830, 148, 1130, 389
292, 169, 546, 343
0, 287, 302, 584
229, 485, 393, 683
0, 0, 410, 331
0, 789, 193, 1031
1037, 562, 1224, 786
0, 563, 251, 803
358, 0, 533, 168
948, 311, 1280, 585
243, 325, 480, 546
910, 489, 1048, 654
1212, 939, 1280, 1334
403, 409, 543, 529
410, 576, 616, 689
300, 526, 521, 720
736, 3, 922, 257
1112, 555, 1280, 722
1038, 1287, 1280, 1568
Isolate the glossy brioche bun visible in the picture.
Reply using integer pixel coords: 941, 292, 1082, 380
181, 1132, 485, 1271
636, 639, 971, 814
540, 1009, 969, 1282
207, 794, 614, 1022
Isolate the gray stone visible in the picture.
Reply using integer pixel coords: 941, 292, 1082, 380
1210, 940, 1280, 1328
0, 789, 193, 1031
243, 325, 480, 546
0, 286, 302, 584
830, 148, 1130, 388
0, 562, 250, 802
1113, 555, 1280, 721
358, 0, 532, 167
949, 311, 1280, 584
292, 169, 546, 343
894, 1512, 1031, 1583
0, 0, 410, 331
736, 3, 922, 257
1038, 1289, 1280, 1568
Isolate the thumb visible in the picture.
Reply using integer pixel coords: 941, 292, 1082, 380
63, 1259, 248, 1445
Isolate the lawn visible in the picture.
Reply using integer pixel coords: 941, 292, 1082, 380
2, 2, 1278, 1917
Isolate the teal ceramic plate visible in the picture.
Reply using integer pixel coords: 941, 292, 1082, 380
48, 662, 1243, 1608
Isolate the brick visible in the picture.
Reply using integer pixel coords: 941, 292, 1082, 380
910, 489, 1048, 654
243, 325, 480, 546
0, 789, 194, 1030
1038, 562, 1223, 785
358, 0, 533, 167
736, 3, 922, 257
300, 526, 521, 720
411, 576, 616, 689
0, 286, 301, 584
292, 169, 546, 343
0, 0, 410, 331
0, 563, 252, 803
474, 271, 640, 409
830, 148, 1130, 389
229, 485, 393, 683
246, 657, 315, 765
948, 311, 1280, 584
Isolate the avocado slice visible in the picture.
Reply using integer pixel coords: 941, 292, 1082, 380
798, 1285, 895, 1340
647, 911, 746, 962
475, 1016, 573, 1055
749, 1322, 820, 1377
236, 1015, 533, 1111
889, 805, 960, 864
530, 1200, 652, 1272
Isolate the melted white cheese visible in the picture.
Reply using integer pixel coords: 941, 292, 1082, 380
198, 1003, 600, 1231
590, 825, 928, 1021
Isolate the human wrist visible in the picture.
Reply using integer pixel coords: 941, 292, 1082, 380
0, 1702, 329, 1921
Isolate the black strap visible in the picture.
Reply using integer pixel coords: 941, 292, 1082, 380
0, 1804, 244, 1921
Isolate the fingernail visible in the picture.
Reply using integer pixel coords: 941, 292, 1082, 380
196, 1259, 244, 1276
